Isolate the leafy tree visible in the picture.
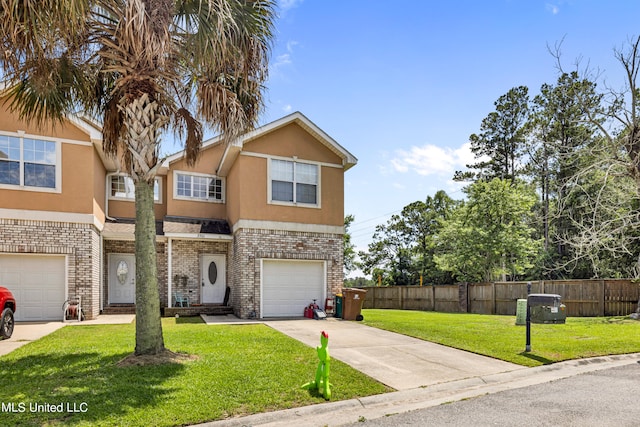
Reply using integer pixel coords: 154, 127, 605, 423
402, 192, 457, 285
343, 276, 374, 287
455, 86, 530, 183
0, 0, 275, 356
359, 217, 415, 285
526, 72, 601, 276
435, 179, 541, 282
343, 215, 357, 275
553, 36, 640, 283
556, 158, 640, 278
359, 191, 456, 285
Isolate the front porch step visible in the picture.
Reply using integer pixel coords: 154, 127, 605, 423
102, 304, 233, 317
101, 304, 136, 315
163, 304, 233, 317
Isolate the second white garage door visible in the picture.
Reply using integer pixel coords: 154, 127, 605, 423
261, 260, 325, 318
0, 254, 66, 321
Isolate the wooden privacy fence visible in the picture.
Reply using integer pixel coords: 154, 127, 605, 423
360, 279, 640, 317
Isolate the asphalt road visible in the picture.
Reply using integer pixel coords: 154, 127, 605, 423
344, 363, 640, 427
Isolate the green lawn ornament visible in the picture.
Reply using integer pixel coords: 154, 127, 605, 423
302, 330, 331, 399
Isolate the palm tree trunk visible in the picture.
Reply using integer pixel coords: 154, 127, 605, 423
134, 177, 165, 355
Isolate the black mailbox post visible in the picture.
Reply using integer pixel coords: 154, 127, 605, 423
525, 291, 566, 352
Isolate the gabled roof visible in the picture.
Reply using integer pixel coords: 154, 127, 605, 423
164, 111, 358, 176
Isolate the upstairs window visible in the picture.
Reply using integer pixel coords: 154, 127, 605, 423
0, 135, 58, 190
270, 159, 318, 205
174, 172, 224, 202
110, 175, 161, 202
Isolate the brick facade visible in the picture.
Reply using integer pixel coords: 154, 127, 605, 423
230, 228, 343, 318
104, 238, 229, 308
0, 218, 101, 319
103, 239, 168, 306
1, 220, 343, 320
169, 239, 230, 306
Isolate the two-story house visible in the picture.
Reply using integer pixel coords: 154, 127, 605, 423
0, 94, 357, 321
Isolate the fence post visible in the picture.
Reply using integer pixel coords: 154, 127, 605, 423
431, 284, 436, 311
599, 280, 605, 316
458, 282, 468, 313
491, 282, 496, 315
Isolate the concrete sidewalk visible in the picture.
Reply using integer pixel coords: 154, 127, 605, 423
0, 314, 135, 357
264, 318, 522, 390
201, 353, 640, 427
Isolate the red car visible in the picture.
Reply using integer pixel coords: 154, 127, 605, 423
0, 287, 16, 339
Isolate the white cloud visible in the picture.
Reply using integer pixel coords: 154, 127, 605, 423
390, 142, 476, 177
273, 53, 292, 68
545, 3, 560, 15
282, 104, 293, 113
271, 40, 298, 72
280, 0, 303, 14
286, 40, 299, 53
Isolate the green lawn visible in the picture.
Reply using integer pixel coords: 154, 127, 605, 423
0, 318, 390, 427
362, 309, 640, 367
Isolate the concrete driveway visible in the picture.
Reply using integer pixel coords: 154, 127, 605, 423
0, 322, 66, 357
265, 318, 522, 390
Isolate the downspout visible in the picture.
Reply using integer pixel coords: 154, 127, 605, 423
102, 173, 116, 312
105, 173, 117, 221
100, 236, 104, 312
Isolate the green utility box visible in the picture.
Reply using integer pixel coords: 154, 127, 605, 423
515, 299, 527, 325
335, 294, 343, 318
527, 293, 566, 324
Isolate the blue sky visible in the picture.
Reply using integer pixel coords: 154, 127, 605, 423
255, 0, 640, 263
163, 1, 640, 269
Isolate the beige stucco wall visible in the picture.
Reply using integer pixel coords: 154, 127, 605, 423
0, 138, 98, 214
227, 123, 345, 227
93, 149, 107, 224
100, 120, 347, 228
165, 142, 227, 219
107, 175, 167, 220
0, 96, 91, 141
244, 122, 343, 164
0, 97, 107, 216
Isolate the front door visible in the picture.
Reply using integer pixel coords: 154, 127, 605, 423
201, 254, 226, 304
109, 254, 136, 304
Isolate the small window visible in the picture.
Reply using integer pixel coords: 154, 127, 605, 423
174, 172, 224, 202
270, 159, 318, 205
110, 175, 160, 202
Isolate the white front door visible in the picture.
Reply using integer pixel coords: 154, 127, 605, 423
109, 254, 135, 304
201, 254, 226, 304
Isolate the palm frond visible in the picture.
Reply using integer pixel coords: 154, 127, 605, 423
173, 107, 203, 166
177, 0, 275, 142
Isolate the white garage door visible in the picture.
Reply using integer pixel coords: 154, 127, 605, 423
262, 260, 325, 318
0, 255, 66, 321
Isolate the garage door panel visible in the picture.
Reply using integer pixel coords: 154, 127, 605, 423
0, 255, 65, 321
23, 272, 45, 286
262, 260, 324, 318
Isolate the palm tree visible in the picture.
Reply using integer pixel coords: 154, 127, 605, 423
0, 0, 275, 356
